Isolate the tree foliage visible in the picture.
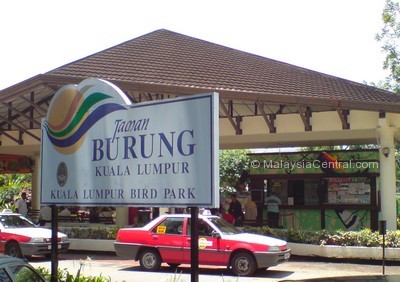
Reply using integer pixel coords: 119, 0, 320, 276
219, 149, 250, 192
0, 174, 31, 187
376, 1, 400, 193
0, 174, 31, 211
376, 0, 400, 92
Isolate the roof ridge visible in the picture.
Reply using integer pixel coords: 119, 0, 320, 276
41, 28, 399, 105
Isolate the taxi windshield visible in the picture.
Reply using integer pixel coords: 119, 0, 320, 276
208, 217, 243, 235
0, 215, 36, 229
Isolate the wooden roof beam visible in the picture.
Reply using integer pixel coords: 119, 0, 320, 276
297, 106, 312, 131
0, 95, 52, 129
256, 101, 276, 133
0, 130, 22, 145
20, 94, 47, 116
220, 99, 242, 135
276, 104, 286, 114
0, 116, 40, 141
337, 109, 350, 129
3, 102, 41, 127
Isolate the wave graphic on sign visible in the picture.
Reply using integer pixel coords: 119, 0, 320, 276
43, 80, 128, 154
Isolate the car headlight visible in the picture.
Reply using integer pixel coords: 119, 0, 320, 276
268, 245, 280, 252
29, 237, 45, 243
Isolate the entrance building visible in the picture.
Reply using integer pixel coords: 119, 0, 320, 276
0, 29, 399, 229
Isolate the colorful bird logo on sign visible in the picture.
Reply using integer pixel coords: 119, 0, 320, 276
43, 78, 130, 154
318, 152, 345, 174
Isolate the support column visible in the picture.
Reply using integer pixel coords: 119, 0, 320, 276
115, 207, 129, 226
30, 153, 41, 222
377, 121, 397, 230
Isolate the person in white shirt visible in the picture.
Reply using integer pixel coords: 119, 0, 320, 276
15, 192, 28, 217
265, 190, 282, 228
58, 207, 71, 217
244, 195, 257, 221
38, 205, 52, 226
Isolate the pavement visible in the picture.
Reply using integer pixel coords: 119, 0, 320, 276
28, 252, 400, 282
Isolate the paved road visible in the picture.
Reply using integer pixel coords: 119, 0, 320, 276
29, 251, 400, 282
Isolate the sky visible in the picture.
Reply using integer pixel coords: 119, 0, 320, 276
0, 0, 390, 90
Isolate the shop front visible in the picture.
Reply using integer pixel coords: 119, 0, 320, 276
248, 149, 380, 231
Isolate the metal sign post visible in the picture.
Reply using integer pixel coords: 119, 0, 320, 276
379, 220, 386, 275
50, 205, 59, 282
190, 207, 199, 282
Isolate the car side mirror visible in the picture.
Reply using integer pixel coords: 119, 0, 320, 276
211, 230, 221, 239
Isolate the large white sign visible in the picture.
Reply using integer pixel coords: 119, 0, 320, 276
40, 78, 219, 207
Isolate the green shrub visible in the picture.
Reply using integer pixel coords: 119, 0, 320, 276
242, 226, 400, 248
106, 225, 121, 239
385, 230, 400, 247
36, 263, 111, 282
59, 226, 119, 240
59, 222, 399, 248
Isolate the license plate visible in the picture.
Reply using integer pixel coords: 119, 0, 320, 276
47, 245, 61, 250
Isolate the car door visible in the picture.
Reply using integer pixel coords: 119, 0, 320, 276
150, 217, 185, 264
0, 215, 10, 253
183, 218, 224, 265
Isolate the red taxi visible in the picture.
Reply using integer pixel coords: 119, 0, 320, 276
114, 212, 290, 276
0, 209, 70, 258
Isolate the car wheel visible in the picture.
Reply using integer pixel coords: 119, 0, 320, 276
231, 252, 256, 276
5, 242, 23, 258
139, 249, 162, 271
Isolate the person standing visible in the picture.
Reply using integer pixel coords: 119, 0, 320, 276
244, 195, 257, 221
89, 207, 100, 223
38, 205, 52, 226
265, 190, 281, 228
59, 206, 71, 217
228, 193, 244, 226
15, 192, 28, 217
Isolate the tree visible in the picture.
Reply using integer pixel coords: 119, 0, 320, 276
376, 0, 400, 92
219, 149, 250, 193
0, 174, 31, 211
0, 174, 31, 187
376, 1, 400, 194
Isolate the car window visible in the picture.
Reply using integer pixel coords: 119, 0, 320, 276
208, 217, 242, 235
0, 216, 13, 228
187, 219, 214, 236
0, 215, 36, 229
9, 265, 43, 282
152, 217, 184, 235
0, 268, 12, 282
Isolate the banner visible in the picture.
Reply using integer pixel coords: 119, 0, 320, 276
41, 78, 219, 207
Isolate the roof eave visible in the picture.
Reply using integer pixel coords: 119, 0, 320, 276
2, 74, 400, 114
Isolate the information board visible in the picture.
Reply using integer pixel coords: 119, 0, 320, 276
40, 78, 219, 207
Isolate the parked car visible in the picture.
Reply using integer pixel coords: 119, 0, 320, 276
114, 212, 290, 276
0, 209, 70, 259
0, 255, 45, 281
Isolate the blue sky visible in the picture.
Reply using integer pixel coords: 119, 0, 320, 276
0, 0, 389, 90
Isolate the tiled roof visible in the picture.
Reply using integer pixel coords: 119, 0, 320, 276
47, 29, 400, 106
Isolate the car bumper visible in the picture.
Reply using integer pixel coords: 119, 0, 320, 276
20, 241, 70, 256
114, 242, 141, 260
253, 249, 291, 268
